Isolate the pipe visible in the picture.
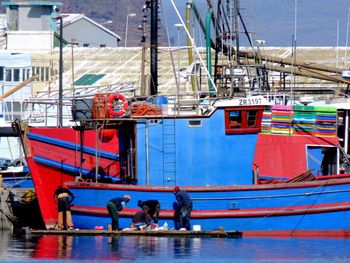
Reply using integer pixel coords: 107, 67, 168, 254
186, 1, 196, 92
206, 9, 215, 97
145, 121, 149, 185
59, 16, 63, 127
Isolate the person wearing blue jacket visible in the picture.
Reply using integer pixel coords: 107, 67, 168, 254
174, 186, 192, 230
107, 194, 131, 230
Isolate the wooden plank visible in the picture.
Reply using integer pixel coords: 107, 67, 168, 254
30, 229, 242, 238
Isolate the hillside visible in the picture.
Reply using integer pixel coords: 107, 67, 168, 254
1, 0, 350, 46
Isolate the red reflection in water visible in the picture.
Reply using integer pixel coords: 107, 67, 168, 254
32, 235, 72, 259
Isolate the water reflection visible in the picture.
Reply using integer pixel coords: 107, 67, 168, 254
31, 235, 73, 259
2, 230, 350, 262
174, 237, 192, 258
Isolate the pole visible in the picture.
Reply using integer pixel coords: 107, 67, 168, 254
346, 7, 350, 67
125, 13, 136, 47
59, 16, 63, 127
140, 11, 147, 96
337, 20, 340, 68
71, 39, 75, 97
174, 24, 182, 92
125, 15, 130, 47
177, 26, 180, 90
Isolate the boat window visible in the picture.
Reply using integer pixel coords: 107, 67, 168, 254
150, 119, 160, 125
247, 110, 257, 127
307, 146, 338, 176
189, 120, 201, 127
228, 111, 242, 129
225, 106, 264, 134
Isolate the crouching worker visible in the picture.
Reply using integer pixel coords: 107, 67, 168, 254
107, 194, 131, 231
137, 199, 160, 227
130, 206, 151, 230
54, 185, 75, 230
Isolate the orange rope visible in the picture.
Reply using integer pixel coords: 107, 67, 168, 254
131, 103, 162, 116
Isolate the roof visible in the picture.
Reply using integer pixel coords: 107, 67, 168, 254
24, 46, 350, 101
60, 13, 121, 40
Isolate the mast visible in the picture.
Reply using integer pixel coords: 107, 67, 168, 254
140, 3, 148, 96
150, 0, 158, 95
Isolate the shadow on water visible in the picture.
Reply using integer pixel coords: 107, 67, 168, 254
2, 230, 350, 262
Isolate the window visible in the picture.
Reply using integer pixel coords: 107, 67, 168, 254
31, 66, 50, 82
0, 67, 3, 81
189, 120, 202, 127
100, 44, 106, 48
247, 110, 257, 127
40, 67, 45, 81
13, 69, 20, 81
22, 68, 26, 81
45, 67, 49, 81
5, 69, 12, 81
225, 106, 264, 134
228, 111, 242, 129
150, 119, 159, 124
83, 43, 90, 47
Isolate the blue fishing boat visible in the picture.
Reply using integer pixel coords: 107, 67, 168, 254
13, 0, 350, 237
14, 95, 350, 237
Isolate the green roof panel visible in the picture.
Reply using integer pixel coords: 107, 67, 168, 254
74, 74, 105, 86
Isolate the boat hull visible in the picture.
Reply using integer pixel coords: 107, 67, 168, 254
16, 104, 349, 236
65, 179, 350, 236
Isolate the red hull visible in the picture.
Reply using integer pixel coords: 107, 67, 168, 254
27, 128, 120, 229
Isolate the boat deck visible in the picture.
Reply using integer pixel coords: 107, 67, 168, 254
30, 229, 242, 238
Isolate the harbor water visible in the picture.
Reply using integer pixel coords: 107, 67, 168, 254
1, 231, 350, 262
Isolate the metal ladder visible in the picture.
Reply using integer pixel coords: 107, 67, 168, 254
339, 145, 350, 171
162, 100, 176, 185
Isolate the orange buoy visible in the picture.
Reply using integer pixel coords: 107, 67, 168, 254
98, 129, 115, 143
107, 93, 128, 117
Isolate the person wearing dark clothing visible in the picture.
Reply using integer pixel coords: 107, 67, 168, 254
107, 194, 131, 230
130, 206, 151, 230
137, 199, 160, 226
174, 186, 192, 230
54, 185, 75, 230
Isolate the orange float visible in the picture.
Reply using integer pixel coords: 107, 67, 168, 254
107, 93, 128, 117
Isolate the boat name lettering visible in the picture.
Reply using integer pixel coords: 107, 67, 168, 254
239, 98, 262, 106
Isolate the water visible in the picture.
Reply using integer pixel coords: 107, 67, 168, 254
1, 231, 350, 262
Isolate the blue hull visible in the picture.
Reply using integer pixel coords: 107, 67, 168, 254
67, 179, 350, 235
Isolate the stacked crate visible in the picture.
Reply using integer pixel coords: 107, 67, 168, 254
293, 105, 316, 135
270, 105, 294, 135
314, 106, 337, 137
261, 109, 272, 133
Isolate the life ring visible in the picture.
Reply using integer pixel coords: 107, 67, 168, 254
107, 93, 128, 117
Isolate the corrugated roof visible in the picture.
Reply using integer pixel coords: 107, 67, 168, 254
30, 46, 349, 100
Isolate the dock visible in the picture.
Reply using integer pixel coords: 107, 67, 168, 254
30, 229, 242, 238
